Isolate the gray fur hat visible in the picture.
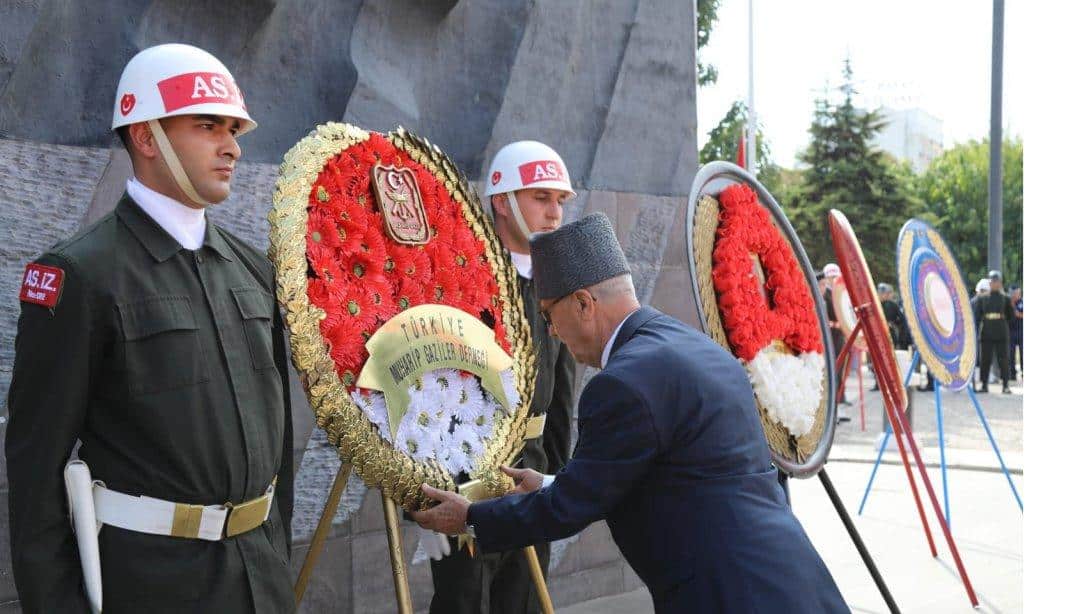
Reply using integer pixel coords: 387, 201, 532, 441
529, 213, 631, 300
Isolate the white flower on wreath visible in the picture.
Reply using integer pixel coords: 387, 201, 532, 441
745, 348, 824, 437
432, 370, 469, 413
395, 414, 441, 463
442, 422, 483, 475
351, 387, 391, 442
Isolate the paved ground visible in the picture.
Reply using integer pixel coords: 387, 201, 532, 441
831, 362, 1023, 465
559, 366, 1024, 614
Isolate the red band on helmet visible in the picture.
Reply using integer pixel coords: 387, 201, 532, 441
517, 160, 566, 186
158, 72, 246, 113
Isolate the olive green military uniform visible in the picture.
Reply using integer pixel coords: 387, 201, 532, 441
428, 270, 577, 614
972, 290, 1015, 391
5, 195, 295, 613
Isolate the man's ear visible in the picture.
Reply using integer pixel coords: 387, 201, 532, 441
491, 193, 510, 218
575, 289, 595, 319
126, 121, 158, 160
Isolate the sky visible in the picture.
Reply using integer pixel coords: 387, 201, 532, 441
696, 0, 1026, 169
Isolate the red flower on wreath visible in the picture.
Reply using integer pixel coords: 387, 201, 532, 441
711, 184, 823, 362
304, 133, 510, 383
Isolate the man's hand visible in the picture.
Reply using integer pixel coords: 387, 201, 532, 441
501, 465, 545, 494
410, 484, 472, 536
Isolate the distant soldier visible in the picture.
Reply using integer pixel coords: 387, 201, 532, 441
822, 263, 850, 408
1009, 285, 1023, 380
875, 283, 912, 391
973, 271, 1015, 394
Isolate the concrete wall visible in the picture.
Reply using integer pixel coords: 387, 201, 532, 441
0, 1, 698, 611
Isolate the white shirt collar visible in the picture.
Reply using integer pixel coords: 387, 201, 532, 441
126, 177, 207, 250
509, 251, 532, 279
601, 310, 637, 368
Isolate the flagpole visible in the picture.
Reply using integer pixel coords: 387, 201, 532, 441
746, 0, 756, 173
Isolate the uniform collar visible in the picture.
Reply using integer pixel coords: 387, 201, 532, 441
126, 177, 206, 250
116, 193, 234, 263
509, 251, 532, 279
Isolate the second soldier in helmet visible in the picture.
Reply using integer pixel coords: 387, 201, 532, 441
420, 141, 579, 613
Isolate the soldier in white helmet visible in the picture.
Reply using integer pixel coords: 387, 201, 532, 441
6, 44, 295, 613
420, 141, 578, 613
820, 263, 851, 410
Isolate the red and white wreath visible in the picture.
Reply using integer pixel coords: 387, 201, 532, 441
711, 184, 825, 436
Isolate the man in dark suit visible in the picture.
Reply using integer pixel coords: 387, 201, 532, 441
412, 213, 848, 613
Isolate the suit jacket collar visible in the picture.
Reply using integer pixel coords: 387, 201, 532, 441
606, 306, 660, 363
116, 194, 234, 263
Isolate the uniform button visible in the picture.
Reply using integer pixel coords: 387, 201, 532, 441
196, 254, 204, 264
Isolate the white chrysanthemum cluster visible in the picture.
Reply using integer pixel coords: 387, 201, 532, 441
350, 368, 520, 476
745, 348, 824, 437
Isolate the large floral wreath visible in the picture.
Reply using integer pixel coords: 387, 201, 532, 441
711, 184, 825, 436
304, 133, 519, 477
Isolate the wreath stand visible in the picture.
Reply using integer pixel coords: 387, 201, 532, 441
838, 315, 979, 607
857, 350, 1023, 527
816, 327, 898, 613
292, 463, 554, 613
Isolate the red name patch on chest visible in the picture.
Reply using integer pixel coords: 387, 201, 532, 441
19, 263, 65, 308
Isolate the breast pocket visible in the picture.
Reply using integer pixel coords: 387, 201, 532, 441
117, 295, 209, 396
232, 286, 276, 371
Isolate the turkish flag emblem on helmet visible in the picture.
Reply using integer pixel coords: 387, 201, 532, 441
120, 93, 136, 116
491, 171, 502, 186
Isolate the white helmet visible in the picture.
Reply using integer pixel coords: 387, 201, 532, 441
484, 141, 575, 240
976, 279, 990, 294
823, 263, 842, 278
113, 44, 255, 205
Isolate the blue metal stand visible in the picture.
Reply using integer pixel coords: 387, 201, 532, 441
966, 387, 1024, 511
935, 380, 949, 527
859, 350, 1024, 518
858, 351, 918, 515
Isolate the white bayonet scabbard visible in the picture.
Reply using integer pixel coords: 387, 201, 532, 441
64, 460, 103, 613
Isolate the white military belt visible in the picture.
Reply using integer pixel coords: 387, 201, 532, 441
92, 480, 276, 541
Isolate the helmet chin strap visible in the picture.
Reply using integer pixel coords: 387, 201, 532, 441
148, 119, 213, 207
505, 191, 534, 243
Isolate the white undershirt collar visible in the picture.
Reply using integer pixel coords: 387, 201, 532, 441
509, 251, 532, 279
126, 177, 207, 250
601, 310, 637, 368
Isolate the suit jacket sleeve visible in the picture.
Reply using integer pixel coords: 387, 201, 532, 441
468, 372, 659, 553
272, 305, 295, 558
5, 254, 96, 613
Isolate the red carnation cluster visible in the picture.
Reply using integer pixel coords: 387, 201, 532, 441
710, 184, 823, 362
305, 134, 508, 384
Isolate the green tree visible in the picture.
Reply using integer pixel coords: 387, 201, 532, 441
785, 60, 922, 284
699, 100, 782, 194
916, 138, 1023, 287
697, 0, 722, 86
